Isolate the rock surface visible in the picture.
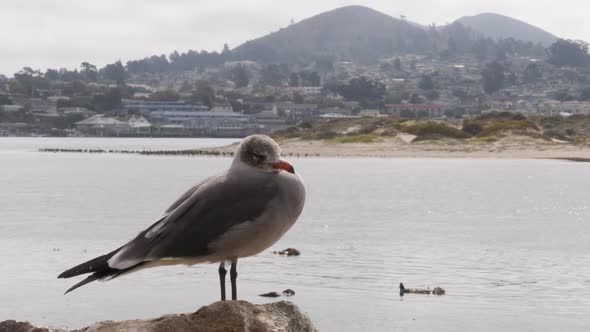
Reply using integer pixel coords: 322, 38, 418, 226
0, 301, 318, 332
0, 320, 65, 332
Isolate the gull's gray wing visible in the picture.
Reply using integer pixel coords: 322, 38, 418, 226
108, 172, 278, 269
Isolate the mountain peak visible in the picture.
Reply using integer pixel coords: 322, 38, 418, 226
456, 13, 558, 46
232, 5, 413, 64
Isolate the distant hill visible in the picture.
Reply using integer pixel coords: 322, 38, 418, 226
121, 7, 555, 74
456, 13, 558, 46
232, 6, 431, 65
232, 7, 555, 65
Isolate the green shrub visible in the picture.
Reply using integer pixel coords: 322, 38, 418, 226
544, 130, 571, 141
359, 123, 378, 134
330, 134, 380, 143
391, 122, 402, 130
462, 121, 484, 136
476, 120, 539, 137
403, 122, 471, 139
539, 116, 563, 129
299, 122, 313, 129
474, 111, 519, 122
511, 113, 526, 121
272, 126, 303, 139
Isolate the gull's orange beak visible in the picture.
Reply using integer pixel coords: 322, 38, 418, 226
272, 160, 295, 174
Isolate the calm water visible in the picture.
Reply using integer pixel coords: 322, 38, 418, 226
1, 137, 589, 332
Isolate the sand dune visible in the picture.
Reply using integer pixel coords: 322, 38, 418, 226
208, 136, 590, 160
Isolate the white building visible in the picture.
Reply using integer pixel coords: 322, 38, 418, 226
75, 114, 152, 136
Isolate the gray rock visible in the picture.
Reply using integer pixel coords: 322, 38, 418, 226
1, 301, 318, 332
273, 248, 301, 256
282, 289, 295, 296
0, 320, 65, 332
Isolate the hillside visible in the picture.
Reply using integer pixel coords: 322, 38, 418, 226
456, 13, 558, 46
232, 5, 430, 64
232, 7, 556, 65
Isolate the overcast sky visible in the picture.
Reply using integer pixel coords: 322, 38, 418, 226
1, 0, 588, 76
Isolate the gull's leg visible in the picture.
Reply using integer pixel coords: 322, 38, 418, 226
230, 259, 238, 300
218, 261, 227, 301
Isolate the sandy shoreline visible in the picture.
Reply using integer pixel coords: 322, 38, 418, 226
205, 137, 590, 160
37, 136, 590, 160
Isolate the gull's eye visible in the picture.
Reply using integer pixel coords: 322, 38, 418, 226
252, 152, 265, 161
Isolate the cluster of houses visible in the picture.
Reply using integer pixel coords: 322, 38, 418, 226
326, 55, 590, 117
4, 52, 590, 137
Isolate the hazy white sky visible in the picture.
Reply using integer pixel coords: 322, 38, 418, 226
1, 0, 588, 76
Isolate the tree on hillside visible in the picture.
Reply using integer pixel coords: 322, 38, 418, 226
334, 77, 385, 105
126, 55, 170, 74
418, 74, 435, 90
101, 61, 127, 83
260, 64, 289, 86
44, 69, 59, 80
59, 68, 81, 82
10, 67, 49, 96
80, 62, 98, 81
548, 39, 590, 67
314, 56, 334, 72
0, 95, 13, 105
64, 80, 89, 97
93, 87, 122, 112
523, 63, 543, 83
179, 81, 193, 94
394, 57, 402, 71
289, 73, 300, 87
293, 93, 304, 104
191, 81, 215, 108
229, 65, 250, 88
481, 61, 505, 94
299, 71, 321, 86
222, 43, 231, 58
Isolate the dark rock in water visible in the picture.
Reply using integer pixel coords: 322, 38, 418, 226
259, 291, 282, 298
399, 282, 446, 296
432, 287, 446, 295
1, 301, 318, 332
282, 289, 296, 296
273, 248, 301, 256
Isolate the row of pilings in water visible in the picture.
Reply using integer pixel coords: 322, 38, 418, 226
38, 148, 321, 158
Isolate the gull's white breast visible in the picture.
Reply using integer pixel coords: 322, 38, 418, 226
209, 171, 305, 260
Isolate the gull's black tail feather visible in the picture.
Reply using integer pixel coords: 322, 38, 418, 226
64, 273, 101, 294
60, 261, 148, 294
58, 247, 122, 279
62, 262, 147, 294
58, 246, 147, 294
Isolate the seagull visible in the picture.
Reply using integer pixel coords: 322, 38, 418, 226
58, 135, 305, 301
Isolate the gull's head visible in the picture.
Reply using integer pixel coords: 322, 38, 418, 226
232, 135, 295, 174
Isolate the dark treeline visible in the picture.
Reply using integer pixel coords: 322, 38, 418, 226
126, 44, 231, 74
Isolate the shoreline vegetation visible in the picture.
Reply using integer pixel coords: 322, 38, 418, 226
37, 112, 590, 161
